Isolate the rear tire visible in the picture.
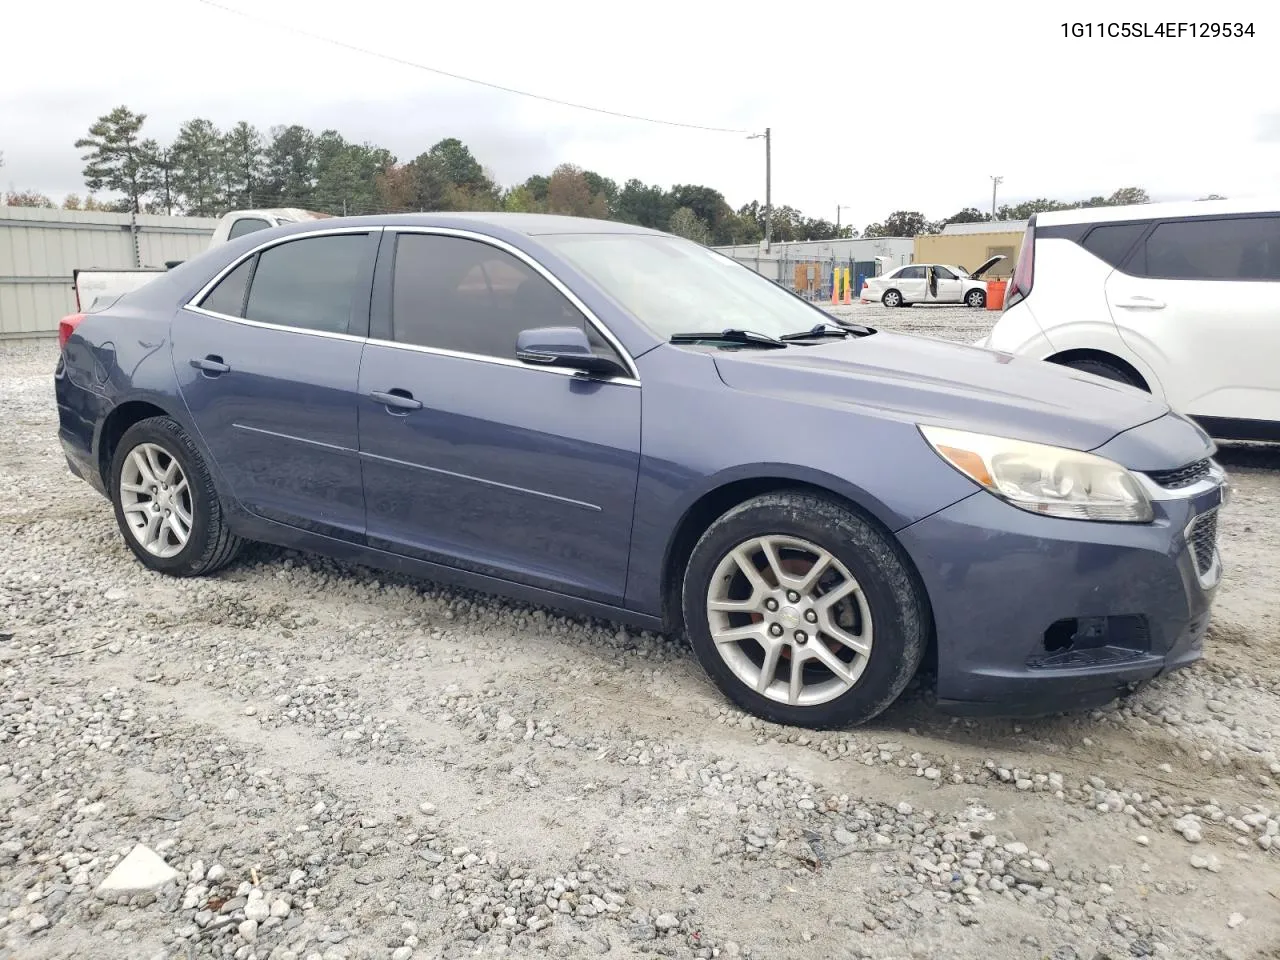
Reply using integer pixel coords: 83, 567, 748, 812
881, 290, 903, 308
1060, 357, 1146, 390
109, 417, 244, 577
681, 492, 930, 729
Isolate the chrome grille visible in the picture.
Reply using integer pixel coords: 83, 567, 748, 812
1148, 459, 1211, 489
1188, 509, 1218, 575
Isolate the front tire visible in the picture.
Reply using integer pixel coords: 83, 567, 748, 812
881, 290, 903, 308
681, 492, 930, 729
110, 417, 244, 577
965, 288, 986, 308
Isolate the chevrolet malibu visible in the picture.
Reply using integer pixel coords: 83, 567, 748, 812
55, 214, 1228, 728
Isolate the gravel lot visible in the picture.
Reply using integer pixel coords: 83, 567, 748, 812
3, 306, 1280, 960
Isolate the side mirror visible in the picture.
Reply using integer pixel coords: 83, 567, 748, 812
516, 326, 626, 377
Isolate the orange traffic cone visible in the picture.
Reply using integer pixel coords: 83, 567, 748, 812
830, 268, 840, 305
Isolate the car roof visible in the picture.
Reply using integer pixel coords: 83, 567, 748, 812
1035, 196, 1280, 227
273, 212, 663, 237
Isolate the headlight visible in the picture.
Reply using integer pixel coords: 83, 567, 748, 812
919, 425, 1153, 523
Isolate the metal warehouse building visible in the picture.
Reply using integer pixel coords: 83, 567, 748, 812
714, 236, 915, 300
0, 207, 217, 340
913, 220, 1026, 278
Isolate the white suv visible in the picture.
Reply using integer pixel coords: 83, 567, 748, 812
984, 199, 1280, 442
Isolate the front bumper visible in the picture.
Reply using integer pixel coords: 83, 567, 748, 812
898, 471, 1225, 717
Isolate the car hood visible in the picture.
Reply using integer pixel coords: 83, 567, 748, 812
710, 332, 1171, 454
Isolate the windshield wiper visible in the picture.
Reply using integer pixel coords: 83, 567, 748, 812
780, 322, 851, 341
669, 328, 787, 348
780, 320, 874, 340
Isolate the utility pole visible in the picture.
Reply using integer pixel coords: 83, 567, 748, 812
990, 175, 1003, 220
748, 127, 772, 250
836, 204, 851, 232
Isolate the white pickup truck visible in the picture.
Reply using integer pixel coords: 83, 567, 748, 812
71, 208, 325, 312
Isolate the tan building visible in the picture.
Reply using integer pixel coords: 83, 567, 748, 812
914, 220, 1026, 278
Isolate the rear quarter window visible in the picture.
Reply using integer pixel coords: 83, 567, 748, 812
1081, 223, 1147, 269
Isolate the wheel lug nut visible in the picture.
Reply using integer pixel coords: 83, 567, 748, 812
805, 609, 817, 623
768, 623, 783, 637
786, 591, 800, 603
764, 598, 778, 612
794, 631, 808, 645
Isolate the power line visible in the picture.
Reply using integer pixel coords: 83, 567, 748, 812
190, 0, 752, 135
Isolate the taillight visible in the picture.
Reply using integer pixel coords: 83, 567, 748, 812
1005, 218, 1036, 309
58, 313, 86, 349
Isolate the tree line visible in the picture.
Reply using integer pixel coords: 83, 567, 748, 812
0, 106, 846, 245
0, 107, 1226, 243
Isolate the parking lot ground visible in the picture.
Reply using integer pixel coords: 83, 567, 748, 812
3, 327, 1279, 960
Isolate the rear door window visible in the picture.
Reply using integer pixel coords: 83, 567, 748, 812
1134, 216, 1280, 280
242, 234, 372, 334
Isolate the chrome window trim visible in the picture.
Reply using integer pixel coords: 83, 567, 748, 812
182, 304, 369, 344
382, 225, 640, 382
182, 223, 642, 387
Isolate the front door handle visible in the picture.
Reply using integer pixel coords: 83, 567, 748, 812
190, 355, 230, 375
1113, 296, 1166, 309
370, 389, 423, 411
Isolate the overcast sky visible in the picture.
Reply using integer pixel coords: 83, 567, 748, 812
2, 0, 1278, 228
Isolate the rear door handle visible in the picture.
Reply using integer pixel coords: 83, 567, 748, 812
190, 355, 230, 375
370, 389, 423, 411
1113, 296, 1165, 309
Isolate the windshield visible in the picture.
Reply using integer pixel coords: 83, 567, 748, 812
540, 233, 831, 340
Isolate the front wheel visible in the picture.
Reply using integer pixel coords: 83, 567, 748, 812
110, 416, 244, 577
681, 492, 930, 729
965, 288, 986, 308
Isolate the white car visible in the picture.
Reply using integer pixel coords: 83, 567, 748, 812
983, 198, 1280, 442
860, 256, 1006, 308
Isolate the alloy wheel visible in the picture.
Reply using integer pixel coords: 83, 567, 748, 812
118, 442, 193, 559
705, 535, 873, 707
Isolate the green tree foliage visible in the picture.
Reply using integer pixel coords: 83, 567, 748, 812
75, 106, 153, 213
942, 207, 990, 225
171, 119, 224, 216
864, 211, 934, 238
221, 122, 266, 209
615, 179, 673, 229
74, 104, 1162, 241
264, 125, 317, 207
668, 207, 711, 244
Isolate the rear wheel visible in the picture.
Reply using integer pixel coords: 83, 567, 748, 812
965, 288, 986, 308
681, 492, 929, 729
1059, 357, 1146, 390
110, 417, 244, 576
881, 289, 903, 308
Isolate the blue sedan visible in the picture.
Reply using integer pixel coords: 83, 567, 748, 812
54, 214, 1228, 728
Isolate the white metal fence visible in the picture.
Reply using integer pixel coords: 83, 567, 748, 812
0, 208, 218, 339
